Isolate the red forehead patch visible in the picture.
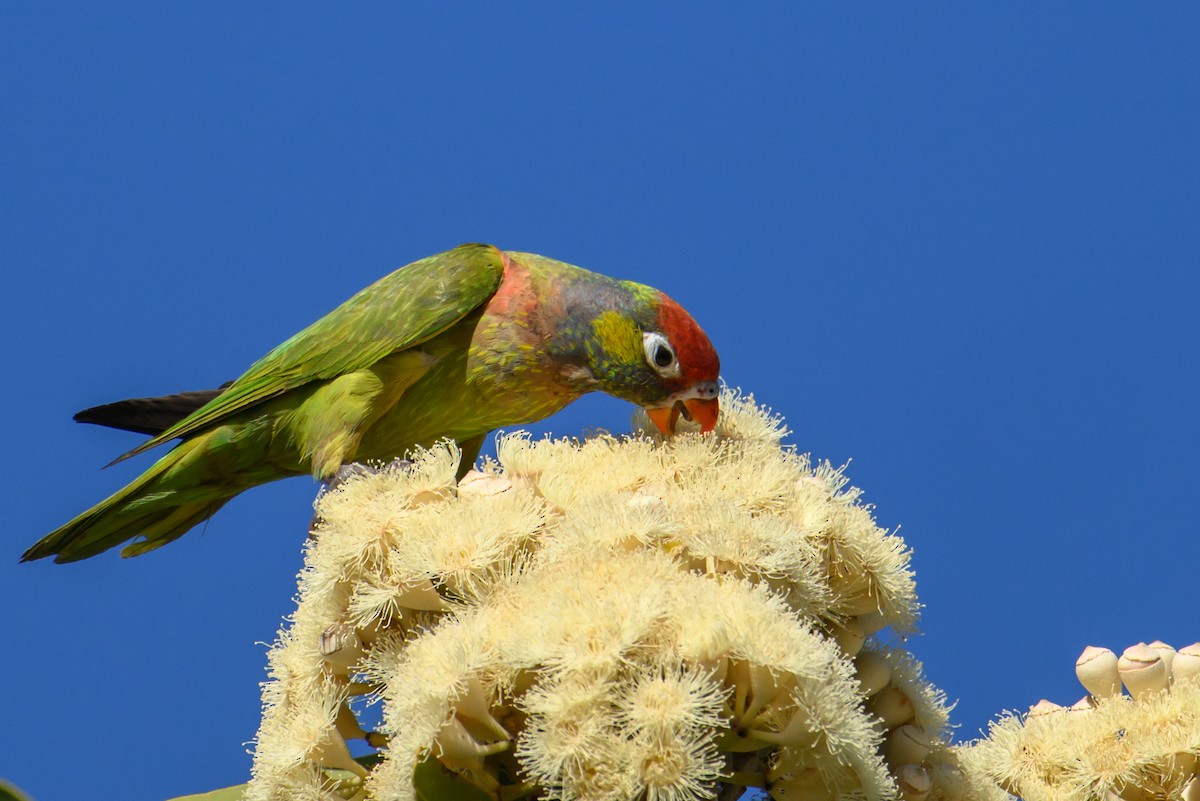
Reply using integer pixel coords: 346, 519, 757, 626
655, 293, 720, 385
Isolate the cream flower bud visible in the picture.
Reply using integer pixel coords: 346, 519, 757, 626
1173, 643, 1200, 685
853, 651, 891, 698
858, 611, 888, 636
829, 616, 866, 657
896, 763, 931, 800
1026, 699, 1064, 718
866, 686, 916, 730
885, 724, 931, 767
1069, 696, 1095, 713
1118, 644, 1168, 700
841, 592, 883, 617
457, 470, 513, 497
1076, 646, 1121, 699
1147, 640, 1176, 679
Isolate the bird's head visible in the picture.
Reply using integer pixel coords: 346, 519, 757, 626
579, 287, 720, 436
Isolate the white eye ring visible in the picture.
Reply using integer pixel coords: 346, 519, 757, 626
643, 332, 680, 377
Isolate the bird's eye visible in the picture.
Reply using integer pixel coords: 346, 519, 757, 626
643, 332, 680, 377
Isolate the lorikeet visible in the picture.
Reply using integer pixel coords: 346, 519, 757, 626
23, 244, 720, 563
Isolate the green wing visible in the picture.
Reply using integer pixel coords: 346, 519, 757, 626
113, 243, 507, 463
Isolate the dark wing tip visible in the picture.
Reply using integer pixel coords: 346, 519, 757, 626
20, 540, 56, 563
73, 385, 232, 437
73, 402, 162, 436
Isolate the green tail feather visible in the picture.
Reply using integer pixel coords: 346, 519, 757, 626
23, 435, 243, 563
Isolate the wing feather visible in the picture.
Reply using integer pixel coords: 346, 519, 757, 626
111, 243, 506, 464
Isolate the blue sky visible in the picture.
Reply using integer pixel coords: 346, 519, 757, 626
3, 5, 1198, 800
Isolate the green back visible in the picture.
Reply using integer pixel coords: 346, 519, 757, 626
114, 244, 507, 463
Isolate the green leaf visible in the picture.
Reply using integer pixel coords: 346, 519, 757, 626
164, 784, 246, 801
413, 756, 495, 801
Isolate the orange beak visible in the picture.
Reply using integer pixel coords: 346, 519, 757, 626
645, 397, 720, 435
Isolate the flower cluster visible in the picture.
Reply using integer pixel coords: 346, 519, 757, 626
247, 389, 967, 801
960, 641, 1200, 801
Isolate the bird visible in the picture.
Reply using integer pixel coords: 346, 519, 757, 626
23, 244, 720, 563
